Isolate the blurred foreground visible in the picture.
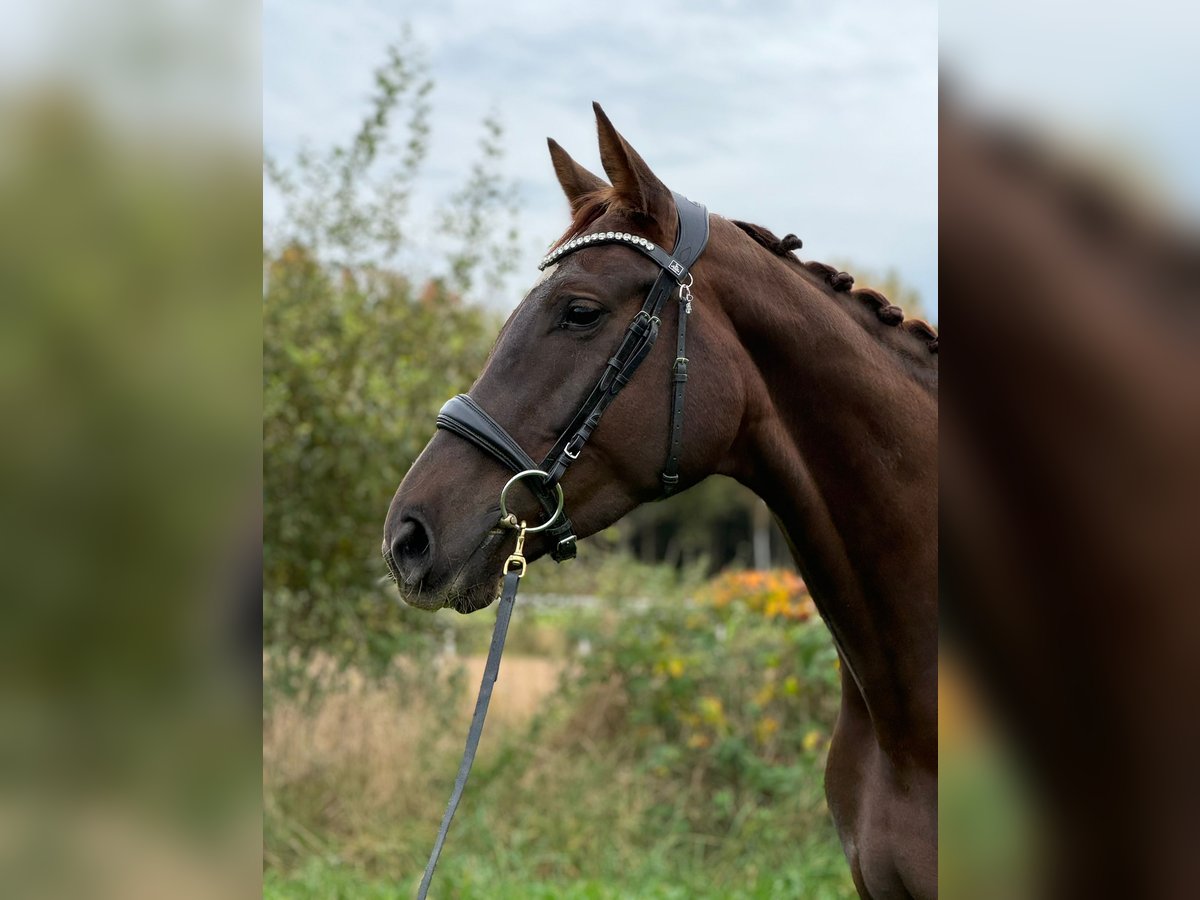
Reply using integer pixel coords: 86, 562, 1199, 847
0, 2, 262, 896
940, 86, 1200, 897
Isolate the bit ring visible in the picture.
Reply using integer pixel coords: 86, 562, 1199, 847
498, 469, 564, 533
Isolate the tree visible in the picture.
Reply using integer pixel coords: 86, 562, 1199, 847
262, 32, 512, 677
264, 26, 520, 302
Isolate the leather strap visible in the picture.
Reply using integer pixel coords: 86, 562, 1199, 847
540, 272, 673, 483
661, 281, 690, 495
436, 394, 539, 475
538, 192, 707, 486
670, 192, 711, 273
416, 570, 520, 900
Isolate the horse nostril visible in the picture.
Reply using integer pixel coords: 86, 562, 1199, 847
389, 514, 433, 586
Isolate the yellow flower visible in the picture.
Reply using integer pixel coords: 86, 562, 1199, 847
666, 657, 685, 678
803, 729, 823, 752
753, 682, 775, 706
755, 717, 780, 744
698, 695, 726, 726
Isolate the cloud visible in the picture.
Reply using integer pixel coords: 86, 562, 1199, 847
264, 0, 938, 313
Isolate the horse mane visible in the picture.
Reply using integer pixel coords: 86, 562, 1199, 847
731, 219, 939, 356
545, 194, 940, 362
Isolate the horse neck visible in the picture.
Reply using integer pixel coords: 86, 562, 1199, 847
703, 223, 938, 760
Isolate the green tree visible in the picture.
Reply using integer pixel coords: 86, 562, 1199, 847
264, 28, 432, 270
264, 27, 520, 300
441, 110, 521, 299
262, 33, 513, 679
263, 249, 496, 674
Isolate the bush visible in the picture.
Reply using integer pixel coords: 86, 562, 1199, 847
563, 569, 841, 830
262, 248, 498, 679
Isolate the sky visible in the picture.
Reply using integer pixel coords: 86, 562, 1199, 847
941, 0, 1200, 213
264, 0, 939, 316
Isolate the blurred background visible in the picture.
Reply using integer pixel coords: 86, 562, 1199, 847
262, 4, 934, 897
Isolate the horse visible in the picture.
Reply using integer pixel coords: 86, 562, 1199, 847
383, 103, 938, 900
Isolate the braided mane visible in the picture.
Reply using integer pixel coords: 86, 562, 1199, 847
731, 220, 939, 356
545, 196, 939, 360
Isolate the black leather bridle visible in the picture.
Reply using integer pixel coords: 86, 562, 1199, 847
413, 193, 709, 900
434, 191, 710, 559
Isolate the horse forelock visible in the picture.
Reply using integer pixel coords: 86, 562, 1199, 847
547, 188, 622, 253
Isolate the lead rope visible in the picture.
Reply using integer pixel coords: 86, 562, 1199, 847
416, 469, 562, 899
415, 567, 520, 899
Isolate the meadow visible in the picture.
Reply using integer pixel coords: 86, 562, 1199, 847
263, 566, 856, 899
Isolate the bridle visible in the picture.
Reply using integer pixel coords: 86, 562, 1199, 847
414, 192, 709, 900
434, 191, 710, 560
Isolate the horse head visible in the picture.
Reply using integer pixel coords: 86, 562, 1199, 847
383, 104, 742, 612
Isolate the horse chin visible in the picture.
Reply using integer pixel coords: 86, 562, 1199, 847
392, 583, 444, 612
393, 573, 499, 614
448, 578, 501, 614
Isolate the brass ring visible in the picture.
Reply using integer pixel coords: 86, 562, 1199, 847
498, 469, 564, 533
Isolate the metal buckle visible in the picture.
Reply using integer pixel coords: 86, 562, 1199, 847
679, 274, 694, 314
503, 521, 529, 577
563, 435, 584, 460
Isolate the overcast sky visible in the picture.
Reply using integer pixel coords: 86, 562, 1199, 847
265, 0, 939, 315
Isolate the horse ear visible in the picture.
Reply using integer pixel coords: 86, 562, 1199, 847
592, 102, 675, 229
547, 138, 608, 214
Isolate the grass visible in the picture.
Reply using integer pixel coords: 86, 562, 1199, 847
264, 598, 855, 900
264, 853, 853, 899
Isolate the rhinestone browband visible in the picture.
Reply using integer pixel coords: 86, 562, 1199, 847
538, 231, 656, 269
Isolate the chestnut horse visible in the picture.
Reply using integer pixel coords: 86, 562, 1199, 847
384, 104, 937, 899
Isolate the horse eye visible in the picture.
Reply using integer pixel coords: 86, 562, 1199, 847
561, 304, 604, 329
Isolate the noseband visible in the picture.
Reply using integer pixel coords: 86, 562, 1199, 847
435, 191, 710, 558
